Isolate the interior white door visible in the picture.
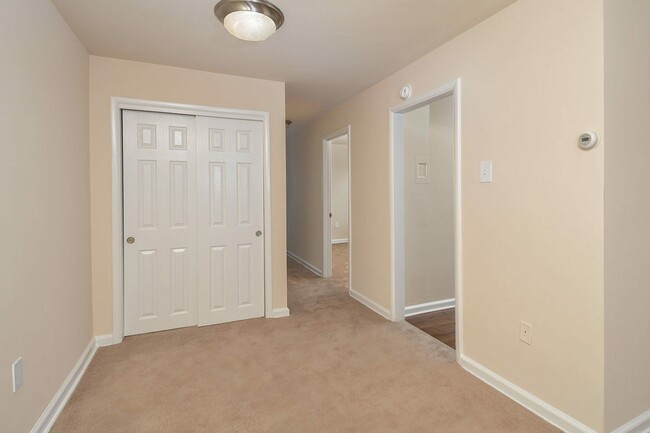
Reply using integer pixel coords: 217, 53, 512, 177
123, 110, 198, 336
196, 116, 265, 326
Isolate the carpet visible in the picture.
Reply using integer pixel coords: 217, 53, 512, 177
51, 244, 558, 432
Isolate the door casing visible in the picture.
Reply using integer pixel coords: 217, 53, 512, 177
110, 97, 274, 344
322, 126, 352, 279
389, 79, 463, 362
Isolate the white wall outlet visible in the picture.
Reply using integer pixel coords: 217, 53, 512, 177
480, 160, 493, 183
334, 221, 340, 229
12, 357, 23, 393
519, 321, 533, 345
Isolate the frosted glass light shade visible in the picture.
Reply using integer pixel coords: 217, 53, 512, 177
223, 10, 277, 41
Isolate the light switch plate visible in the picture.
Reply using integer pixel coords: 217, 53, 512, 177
12, 357, 23, 393
416, 156, 430, 184
480, 160, 493, 183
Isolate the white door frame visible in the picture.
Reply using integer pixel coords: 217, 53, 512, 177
110, 97, 274, 344
389, 78, 463, 361
322, 126, 351, 279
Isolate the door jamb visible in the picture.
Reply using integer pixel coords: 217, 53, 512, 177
388, 79, 463, 361
322, 126, 351, 279
110, 97, 274, 344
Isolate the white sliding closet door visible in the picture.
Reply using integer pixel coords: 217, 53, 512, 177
123, 110, 265, 336
123, 110, 198, 336
196, 116, 265, 326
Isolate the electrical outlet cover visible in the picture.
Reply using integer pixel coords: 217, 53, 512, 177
480, 160, 493, 183
519, 321, 533, 345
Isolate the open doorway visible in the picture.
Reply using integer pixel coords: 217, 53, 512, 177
402, 96, 456, 349
323, 127, 351, 289
390, 80, 462, 358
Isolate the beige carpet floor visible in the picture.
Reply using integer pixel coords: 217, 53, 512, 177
51, 243, 558, 433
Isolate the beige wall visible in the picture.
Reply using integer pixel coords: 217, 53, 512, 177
331, 141, 349, 241
404, 96, 455, 306
0, 0, 92, 431
604, 0, 650, 430
403, 105, 433, 306
286, 129, 324, 268
89, 56, 287, 335
286, 0, 604, 429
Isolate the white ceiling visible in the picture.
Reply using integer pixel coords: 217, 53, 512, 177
51, 0, 516, 127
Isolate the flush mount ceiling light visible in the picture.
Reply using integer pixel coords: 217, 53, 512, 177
214, 0, 284, 42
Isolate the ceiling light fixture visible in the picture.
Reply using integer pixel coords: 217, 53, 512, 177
214, 0, 284, 42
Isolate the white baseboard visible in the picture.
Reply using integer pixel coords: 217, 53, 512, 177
331, 238, 349, 245
94, 334, 114, 348
287, 251, 323, 277
460, 355, 597, 433
612, 410, 650, 433
349, 289, 391, 320
272, 307, 291, 318
31, 335, 113, 432
31, 336, 100, 433
405, 298, 455, 317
